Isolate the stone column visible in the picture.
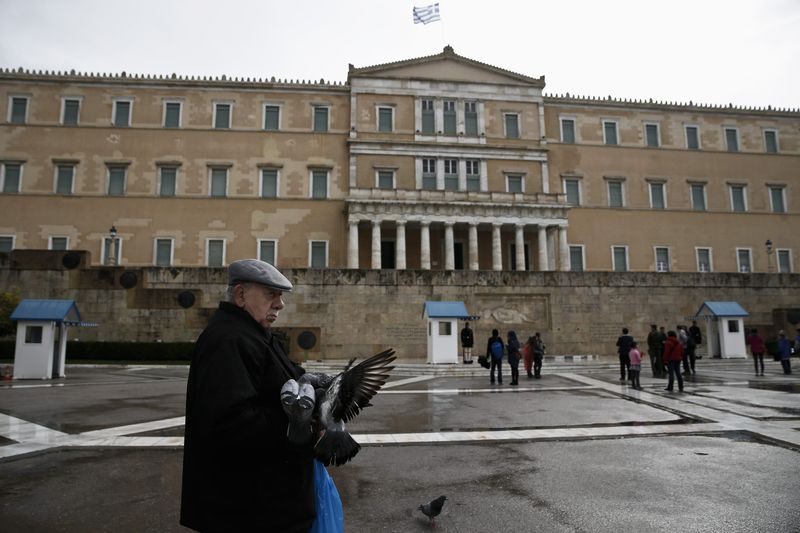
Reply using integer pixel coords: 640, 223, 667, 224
559, 226, 570, 271
444, 222, 455, 270
515, 224, 525, 271
371, 220, 381, 269
396, 221, 407, 270
538, 225, 549, 271
492, 223, 502, 271
468, 223, 479, 271
547, 227, 556, 271
420, 221, 431, 270
348, 220, 359, 269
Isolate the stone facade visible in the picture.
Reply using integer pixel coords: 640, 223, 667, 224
2, 250, 797, 359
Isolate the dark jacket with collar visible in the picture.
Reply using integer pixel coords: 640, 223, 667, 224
180, 302, 314, 533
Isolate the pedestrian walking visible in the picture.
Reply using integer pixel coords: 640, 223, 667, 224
523, 337, 534, 378
628, 341, 643, 390
532, 332, 545, 379
663, 330, 685, 393
616, 328, 634, 381
777, 331, 792, 375
507, 331, 521, 386
746, 328, 765, 376
647, 324, 665, 378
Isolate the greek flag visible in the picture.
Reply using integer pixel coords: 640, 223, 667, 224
413, 3, 441, 24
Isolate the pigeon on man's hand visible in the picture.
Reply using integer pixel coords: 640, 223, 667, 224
312, 348, 396, 466
418, 495, 447, 526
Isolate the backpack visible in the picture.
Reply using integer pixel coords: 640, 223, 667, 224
490, 339, 504, 360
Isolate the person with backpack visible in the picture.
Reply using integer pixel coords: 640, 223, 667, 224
486, 329, 505, 385
506, 331, 521, 386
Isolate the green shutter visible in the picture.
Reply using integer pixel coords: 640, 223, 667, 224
3, 164, 21, 193
261, 169, 278, 197
56, 165, 74, 194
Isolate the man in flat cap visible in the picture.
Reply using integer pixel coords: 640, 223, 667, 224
181, 259, 316, 532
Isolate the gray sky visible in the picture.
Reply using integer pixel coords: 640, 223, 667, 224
1, 0, 798, 109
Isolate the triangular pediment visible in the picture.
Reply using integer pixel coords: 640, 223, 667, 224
349, 46, 544, 87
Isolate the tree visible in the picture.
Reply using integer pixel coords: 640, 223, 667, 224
0, 292, 21, 338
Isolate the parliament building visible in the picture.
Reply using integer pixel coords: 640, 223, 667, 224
1, 46, 798, 276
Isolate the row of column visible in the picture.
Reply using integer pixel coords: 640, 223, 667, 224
348, 220, 570, 271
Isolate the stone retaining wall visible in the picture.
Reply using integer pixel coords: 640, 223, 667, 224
1, 250, 798, 359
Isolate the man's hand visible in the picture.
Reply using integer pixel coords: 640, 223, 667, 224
280, 379, 316, 444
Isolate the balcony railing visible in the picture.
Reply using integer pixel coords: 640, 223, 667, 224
347, 187, 566, 205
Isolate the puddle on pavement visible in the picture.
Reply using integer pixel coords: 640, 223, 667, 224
746, 382, 800, 393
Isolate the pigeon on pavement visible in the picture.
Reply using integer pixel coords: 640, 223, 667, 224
418, 495, 447, 526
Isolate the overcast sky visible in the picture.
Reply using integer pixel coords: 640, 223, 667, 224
1, 0, 798, 109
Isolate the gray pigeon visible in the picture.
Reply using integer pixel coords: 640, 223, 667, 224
312, 348, 396, 466
281, 349, 396, 464
419, 495, 447, 526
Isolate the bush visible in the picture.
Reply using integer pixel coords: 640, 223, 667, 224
0, 292, 21, 338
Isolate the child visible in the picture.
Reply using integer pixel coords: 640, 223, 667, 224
628, 341, 643, 390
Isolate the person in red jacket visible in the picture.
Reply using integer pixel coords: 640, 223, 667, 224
663, 330, 685, 392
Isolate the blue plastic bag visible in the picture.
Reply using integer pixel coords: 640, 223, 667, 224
309, 459, 344, 533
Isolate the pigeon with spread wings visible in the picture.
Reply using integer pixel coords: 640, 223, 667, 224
281, 348, 396, 466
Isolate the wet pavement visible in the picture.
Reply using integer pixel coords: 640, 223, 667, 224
0, 358, 799, 532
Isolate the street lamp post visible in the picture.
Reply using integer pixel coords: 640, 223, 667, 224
765, 239, 773, 273
108, 225, 118, 266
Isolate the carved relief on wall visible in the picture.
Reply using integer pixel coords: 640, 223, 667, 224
475, 293, 551, 329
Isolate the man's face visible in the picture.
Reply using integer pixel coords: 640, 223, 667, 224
237, 283, 285, 328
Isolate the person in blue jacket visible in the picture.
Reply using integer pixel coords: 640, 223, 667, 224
486, 329, 505, 385
777, 330, 792, 375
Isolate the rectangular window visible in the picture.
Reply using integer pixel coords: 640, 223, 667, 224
507, 174, 523, 193
696, 248, 712, 272
56, 164, 74, 195
464, 102, 478, 136
210, 168, 228, 197
207, 239, 225, 267
49, 237, 68, 251
311, 169, 328, 199
725, 128, 739, 152
25, 325, 43, 344
159, 167, 177, 197
103, 236, 121, 265
607, 180, 623, 207
155, 238, 173, 266
777, 249, 792, 273
612, 246, 628, 272
764, 129, 778, 153
730, 185, 747, 212
214, 103, 231, 129
113, 99, 131, 127
107, 166, 126, 196
164, 102, 181, 128
378, 107, 393, 132
443, 100, 456, 135
737, 248, 751, 273
466, 160, 480, 191
569, 246, 584, 272
444, 159, 458, 191
645, 123, 660, 147
264, 105, 280, 131
421, 99, 435, 134
564, 178, 581, 206
313, 106, 329, 132
0, 236, 14, 253
438, 321, 452, 336
261, 168, 278, 198
309, 240, 328, 268
259, 239, 277, 265
690, 184, 706, 211
603, 120, 619, 145
422, 158, 437, 190
649, 182, 666, 209
62, 98, 80, 125
377, 170, 394, 190
685, 125, 700, 150
504, 113, 520, 138
561, 118, 575, 143
769, 186, 785, 213
728, 320, 739, 333
655, 247, 670, 272
10, 96, 28, 124
2, 163, 22, 193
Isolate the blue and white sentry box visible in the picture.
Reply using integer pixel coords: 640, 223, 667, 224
422, 301, 479, 364
694, 301, 749, 359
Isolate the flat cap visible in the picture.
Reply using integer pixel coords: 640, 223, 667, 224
228, 259, 293, 292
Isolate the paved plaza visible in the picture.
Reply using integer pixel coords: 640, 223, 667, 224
1, 357, 799, 532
